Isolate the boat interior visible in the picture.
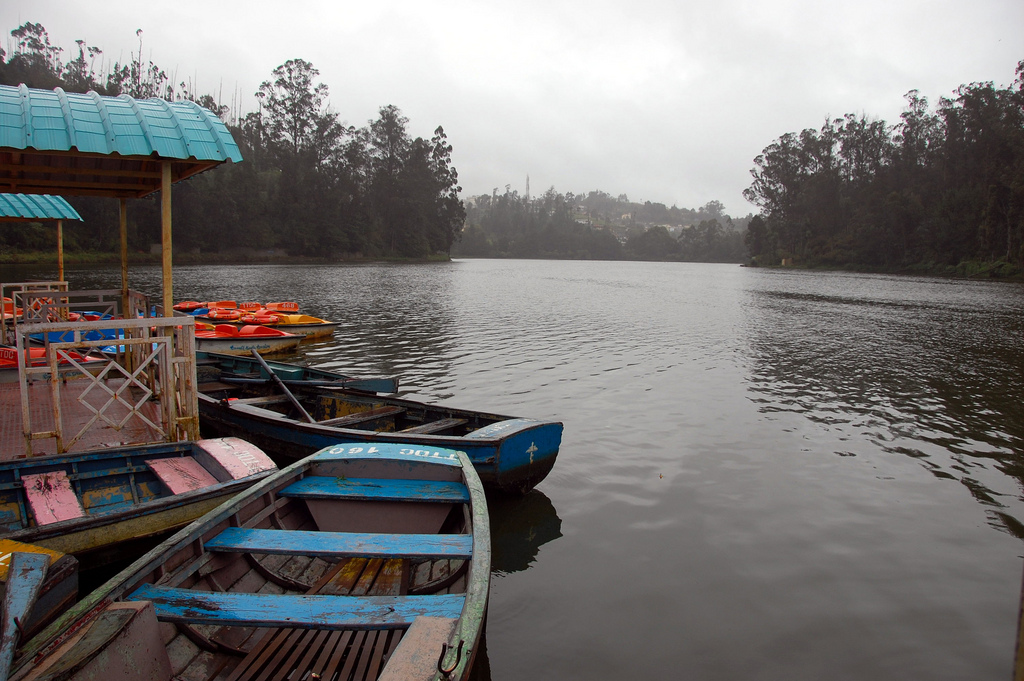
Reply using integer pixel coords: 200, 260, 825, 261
14, 456, 474, 681
198, 362, 502, 439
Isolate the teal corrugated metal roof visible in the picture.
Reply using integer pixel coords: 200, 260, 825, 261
0, 193, 81, 220
0, 84, 242, 163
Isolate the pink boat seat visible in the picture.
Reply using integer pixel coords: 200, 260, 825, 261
145, 457, 219, 495
22, 471, 86, 525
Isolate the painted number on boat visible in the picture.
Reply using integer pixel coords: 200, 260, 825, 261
326, 444, 458, 461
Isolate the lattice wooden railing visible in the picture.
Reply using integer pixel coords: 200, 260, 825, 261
14, 315, 199, 457
1, 281, 67, 344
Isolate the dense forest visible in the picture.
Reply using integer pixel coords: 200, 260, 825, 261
744, 60, 1024, 274
0, 23, 464, 260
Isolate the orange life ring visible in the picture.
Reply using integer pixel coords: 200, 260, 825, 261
173, 301, 204, 311
206, 308, 242, 321
240, 313, 278, 325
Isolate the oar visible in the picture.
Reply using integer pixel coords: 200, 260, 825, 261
249, 350, 315, 423
0, 552, 50, 681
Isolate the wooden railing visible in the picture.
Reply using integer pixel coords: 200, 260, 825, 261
13, 315, 199, 457
1, 281, 67, 344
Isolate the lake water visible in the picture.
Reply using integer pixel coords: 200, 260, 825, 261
5, 259, 1024, 680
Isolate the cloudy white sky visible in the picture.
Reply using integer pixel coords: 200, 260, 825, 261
2, 0, 1022, 215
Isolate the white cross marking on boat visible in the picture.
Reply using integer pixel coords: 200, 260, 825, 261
527, 442, 538, 463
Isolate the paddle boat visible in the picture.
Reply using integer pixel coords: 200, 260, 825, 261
236, 312, 340, 340
0, 438, 276, 566
198, 360, 562, 495
193, 323, 302, 356
11, 442, 490, 681
25, 312, 120, 346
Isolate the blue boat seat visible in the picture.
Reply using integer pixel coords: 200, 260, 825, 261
399, 418, 468, 434
206, 527, 473, 559
280, 476, 469, 503
128, 584, 464, 629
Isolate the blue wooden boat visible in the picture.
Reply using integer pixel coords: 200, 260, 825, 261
12, 442, 490, 681
197, 372, 562, 494
197, 350, 400, 394
0, 540, 78, 645
0, 438, 277, 567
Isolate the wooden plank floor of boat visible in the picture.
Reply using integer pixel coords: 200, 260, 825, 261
0, 380, 164, 460
160, 496, 468, 681
166, 554, 466, 681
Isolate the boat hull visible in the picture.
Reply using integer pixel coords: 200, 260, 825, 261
195, 319, 339, 340
0, 439, 277, 567
198, 393, 562, 495
194, 335, 301, 356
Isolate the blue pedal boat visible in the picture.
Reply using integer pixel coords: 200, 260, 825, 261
12, 443, 490, 681
197, 366, 562, 495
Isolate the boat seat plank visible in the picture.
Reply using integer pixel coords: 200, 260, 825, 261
145, 457, 218, 495
280, 476, 469, 504
206, 527, 473, 560
317, 406, 405, 428
399, 418, 468, 434
231, 395, 292, 406
21, 471, 85, 524
128, 584, 464, 629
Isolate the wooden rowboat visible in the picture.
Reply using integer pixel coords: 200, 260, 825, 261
197, 350, 400, 394
0, 438, 276, 566
197, 358, 562, 495
11, 442, 490, 681
0, 540, 78, 643
194, 324, 302, 356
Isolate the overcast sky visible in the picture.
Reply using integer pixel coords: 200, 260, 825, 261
2, 0, 1022, 215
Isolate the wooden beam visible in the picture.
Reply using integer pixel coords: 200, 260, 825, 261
120, 198, 128, 315
56, 219, 64, 282
161, 161, 172, 316
0, 162, 162, 179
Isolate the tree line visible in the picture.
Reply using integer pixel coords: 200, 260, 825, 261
743, 61, 1024, 274
456, 189, 748, 262
0, 23, 464, 259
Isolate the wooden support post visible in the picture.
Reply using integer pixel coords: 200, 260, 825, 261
161, 161, 173, 317
56, 219, 64, 283
120, 198, 128, 315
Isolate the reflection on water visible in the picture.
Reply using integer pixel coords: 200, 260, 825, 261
9, 260, 1024, 680
488, 490, 563, 575
743, 271, 1024, 536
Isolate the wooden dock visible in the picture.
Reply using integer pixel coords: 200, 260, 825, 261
0, 379, 164, 460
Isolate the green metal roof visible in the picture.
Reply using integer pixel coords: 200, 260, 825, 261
0, 193, 81, 221
0, 84, 241, 162
0, 85, 242, 198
